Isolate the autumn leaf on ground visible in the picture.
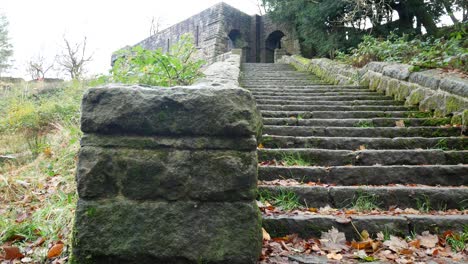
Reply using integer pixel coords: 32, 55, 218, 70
258, 143, 264, 149
326, 252, 343, 260
320, 227, 348, 253
383, 236, 408, 253
417, 231, 439, 248
395, 120, 405, 127
47, 243, 64, 259
2, 246, 24, 260
263, 228, 271, 241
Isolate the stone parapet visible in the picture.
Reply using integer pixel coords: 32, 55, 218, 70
72, 84, 263, 263
279, 55, 468, 127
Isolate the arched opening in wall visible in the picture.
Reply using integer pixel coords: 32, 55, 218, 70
228, 29, 244, 50
265, 30, 285, 63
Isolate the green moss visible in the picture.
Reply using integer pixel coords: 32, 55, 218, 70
446, 96, 464, 114
407, 112, 433, 118
407, 90, 425, 106
422, 118, 451, 126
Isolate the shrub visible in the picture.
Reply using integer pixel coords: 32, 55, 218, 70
336, 32, 468, 72
111, 34, 205, 87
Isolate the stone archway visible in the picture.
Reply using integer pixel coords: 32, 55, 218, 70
228, 29, 245, 49
265, 30, 285, 63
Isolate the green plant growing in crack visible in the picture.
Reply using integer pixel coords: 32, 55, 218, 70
281, 152, 313, 166
446, 226, 468, 252
350, 190, 381, 211
272, 189, 302, 210
433, 138, 449, 150
354, 120, 374, 128
416, 195, 432, 213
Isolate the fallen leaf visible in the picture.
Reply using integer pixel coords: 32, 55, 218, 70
359, 145, 366, 150
408, 239, 420, 249
262, 228, 271, 241
326, 252, 343, 260
257, 144, 264, 149
383, 236, 408, 253
320, 227, 347, 253
15, 213, 28, 223
3, 246, 24, 260
47, 243, 64, 259
361, 230, 370, 240
335, 217, 351, 224
395, 120, 405, 127
417, 231, 439, 248
351, 240, 372, 250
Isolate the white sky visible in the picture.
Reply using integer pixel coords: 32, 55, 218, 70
1, 0, 261, 79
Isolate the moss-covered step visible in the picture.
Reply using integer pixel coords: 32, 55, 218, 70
243, 85, 368, 89
257, 105, 414, 112
258, 148, 467, 166
256, 100, 404, 106
258, 185, 468, 210
252, 95, 392, 101
262, 117, 451, 127
260, 135, 467, 150
260, 110, 421, 119
258, 165, 468, 186
263, 126, 462, 138
262, 214, 468, 241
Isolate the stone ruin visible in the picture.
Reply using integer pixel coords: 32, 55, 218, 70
113, 2, 301, 64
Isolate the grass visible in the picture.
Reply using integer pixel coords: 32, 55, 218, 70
258, 189, 302, 211
350, 190, 381, 211
281, 152, 313, 166
354, 120, 374, 128
415, 195, 432, 213
433, 138, 449, 150
0, 80, 84, 262
446, 226, 468, 252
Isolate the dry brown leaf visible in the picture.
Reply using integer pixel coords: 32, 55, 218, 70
47, 243, 64, 259
3, 246, 24, 260
417, 231, 439, 248
262, 228, 271, 241
326, 252, 343, 260
408, 239, 420, 249
257, 144, 264, 149
335, 217, 351, 224
320, 227, 347, 253
395, 120, 405, 127
351, 240, 372, 250
383, 235, 408, 253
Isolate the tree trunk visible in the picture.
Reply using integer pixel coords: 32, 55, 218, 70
409, 0, 438, 35
442, 0, 459, 24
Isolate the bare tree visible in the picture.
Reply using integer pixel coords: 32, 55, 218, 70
150, 16, 164, 37
27, 54, 55, 80
57, 36, 92, 79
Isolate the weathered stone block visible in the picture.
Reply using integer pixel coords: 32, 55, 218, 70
81, 85, 262, 139
439, 76, 468, 97
382, 63, 412, 81
408, 69, 442, 90
77, 146, 258, 202
73, 199, 262, 264
74, 84, 262, 263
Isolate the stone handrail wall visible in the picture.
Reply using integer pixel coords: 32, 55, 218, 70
72, 51, 263, 263
279, 55, 468, 126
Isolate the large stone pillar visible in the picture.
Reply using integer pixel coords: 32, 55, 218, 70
72, 85, 263, 264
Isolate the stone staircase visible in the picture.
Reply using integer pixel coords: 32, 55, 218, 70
241, 63, 468, 240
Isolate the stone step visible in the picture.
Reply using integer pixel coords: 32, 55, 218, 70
263, 126, 462, 138
261, 110, 427, 119
262, 118, 451, 127
244, 85, 369, 89
249, 89, 383, 96
256, 100, 404, 106
258, 185, 468, 210
248, 88, 371, 93
242, 81, 329, 86
258, 148, 467, 166
262, 214, 468, 241
253, 95, 393, 101
257, 105, 413, 112
241, 77, 322, 81
258, 165, 468, 186
260, 135, 467, 150
253, 91, 382, 96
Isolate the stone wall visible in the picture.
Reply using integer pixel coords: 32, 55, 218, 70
117, 2, 300, 64
72, 51, 263, 263
280, 55, 468, 127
